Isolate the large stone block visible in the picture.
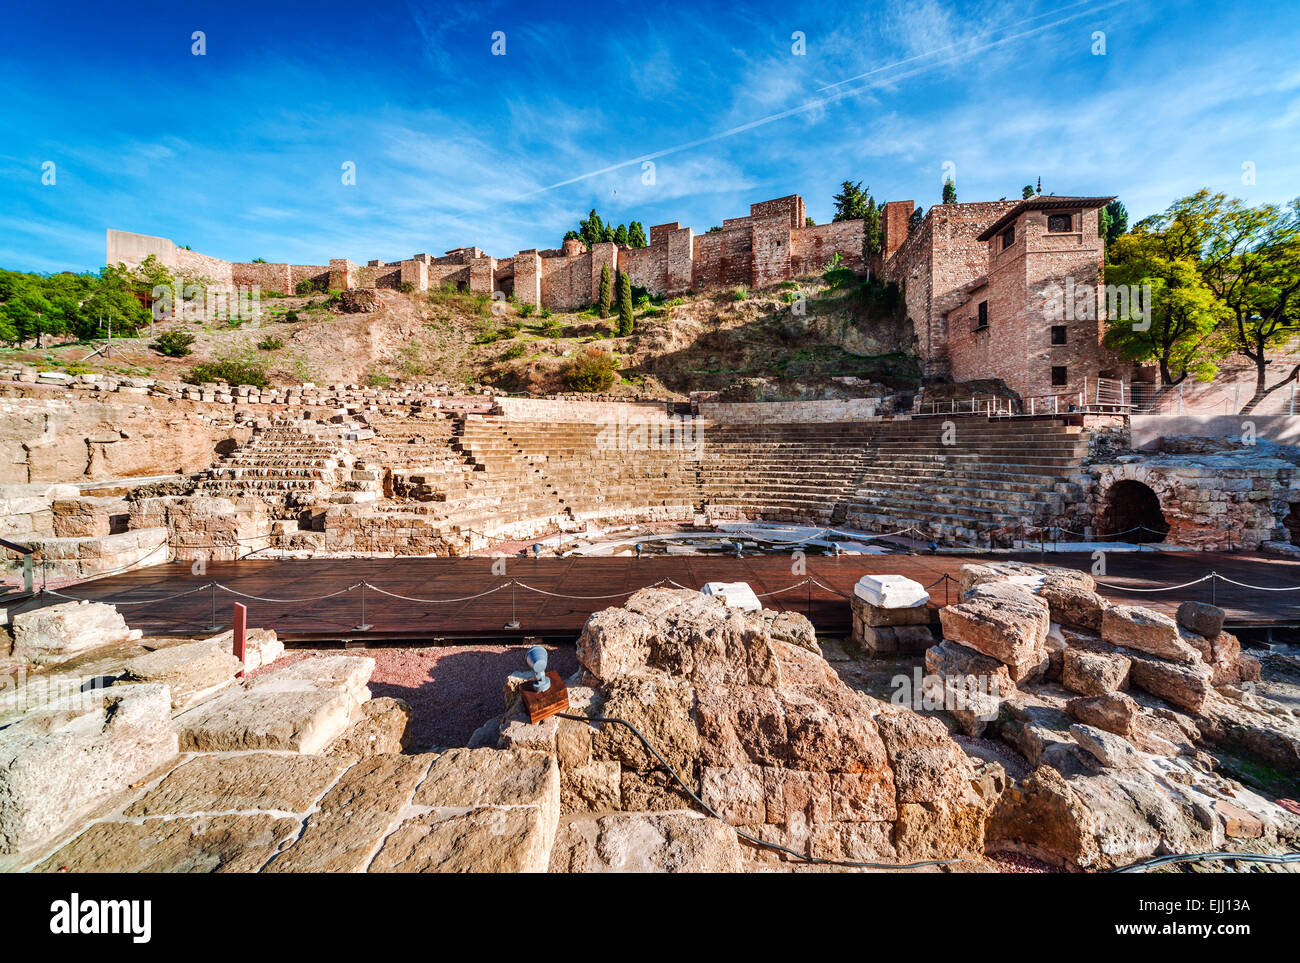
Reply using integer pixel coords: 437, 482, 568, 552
173, 656, 374, 754
370, 806, 551, 873
854, 574, 929, 608
938, 583, 1048, 680
1061, 647, 1131, 697
267, 755, 434, 873
122, 637, 242, 709
1066, 691, 1140, 736
1126, 651, 1214, 714
1176, 601, 1225, 639
549, 811, 744, 872
11, 600, 140, 665
0, 683, 178, 855
1102, 605, 1200, 663
34, 814, 298, 873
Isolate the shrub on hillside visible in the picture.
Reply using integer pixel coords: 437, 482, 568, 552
183, 360, 270, 388
561, 346, 619, 392
151, 330, 196, 357
257, 335, 284, 351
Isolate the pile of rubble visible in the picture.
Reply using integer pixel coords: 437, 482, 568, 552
910, 561, 1299, 869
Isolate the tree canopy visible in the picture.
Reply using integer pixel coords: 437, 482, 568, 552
564, 210, 648, 249
1102, 189, 1300, 411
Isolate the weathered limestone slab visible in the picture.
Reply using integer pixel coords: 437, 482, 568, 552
924, 640, 1013, 692
1061, 647, 1131, 697
1069, 723, 1141, 769
1066, 691, 1140, 736
122, 637, 242, 709
1125, 650, 1214, 714
1038, 581, 1107, 631
413, 747, 560, 848
0, 683, 177, 855
173, 656, 374, 754
33, 814, 298, 873
701, 581, 761, 612
939, 583, 1049, 680
1102, 605, 1200, 663
369, 805, 552, 873
246, 654, 373, 703
266, 754, 434, 873
549, 810, 744, 872
854, 574, 929, 608
124, 752, 346, 817
11, 600, 140, 665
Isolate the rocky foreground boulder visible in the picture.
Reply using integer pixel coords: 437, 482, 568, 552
485, 588, 997, 868
932, 562, 1300, 870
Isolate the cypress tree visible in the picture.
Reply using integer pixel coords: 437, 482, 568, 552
598, 263, 612, 317
617, 271, 633, 336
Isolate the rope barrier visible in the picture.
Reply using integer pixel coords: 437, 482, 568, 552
41, 582, 215, 606
361, 581, 515, 604
214, 582, 363, 603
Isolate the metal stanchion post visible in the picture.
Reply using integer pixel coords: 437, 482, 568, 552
355, 581, 373, 632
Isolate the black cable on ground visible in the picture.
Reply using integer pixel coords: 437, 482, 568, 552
1112, 850, 1300, 873
558, 712, 959, 872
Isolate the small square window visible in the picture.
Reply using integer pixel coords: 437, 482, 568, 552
1051, 325, 1067, 345
1047, 213, 1073, 233
1000, 225, 1015, 250
1051, 366, 1068, 386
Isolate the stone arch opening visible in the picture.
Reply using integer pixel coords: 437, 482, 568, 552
1102, 480, 1169, 543
1283, 503, 1300, 545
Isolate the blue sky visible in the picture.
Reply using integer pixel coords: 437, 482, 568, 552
1, 0, 1297, 273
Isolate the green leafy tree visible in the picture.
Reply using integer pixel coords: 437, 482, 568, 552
613, 224, 629, 246
627, 221, 647, 247
598, 263, 612, 317
1022, 184, 1035, 200
1103, 229, 1227, 386
805, 216, 816, 227
832, 181, 870, 222
1180, 192, 1300, 412
579, 209, 605, 247
942, 179, 957, 205
1103, 199, 1128, 247
617, 270, 634, 336
862, 196, 883, 261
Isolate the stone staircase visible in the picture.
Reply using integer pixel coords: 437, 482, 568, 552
843, 416, 1091, 546
696, 422, 872, 525
197, 419, 374, 517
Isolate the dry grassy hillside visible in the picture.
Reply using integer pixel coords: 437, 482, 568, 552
1, 273, 920, 400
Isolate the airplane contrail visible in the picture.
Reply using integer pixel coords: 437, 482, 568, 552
444, 0, 1127, 217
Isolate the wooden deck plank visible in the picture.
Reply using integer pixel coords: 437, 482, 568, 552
14, 550, 1300, 642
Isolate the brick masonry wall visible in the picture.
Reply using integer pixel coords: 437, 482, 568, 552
790, 220, 865, 276
945, 206, 1111, 401
619, 243, 668, 294
751, 215, 794, 289
692, 228, 753, 291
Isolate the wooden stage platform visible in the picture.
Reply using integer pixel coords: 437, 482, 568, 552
12, 550, 1300, 643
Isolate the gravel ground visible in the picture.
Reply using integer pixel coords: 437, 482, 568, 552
252, 643, 578, 750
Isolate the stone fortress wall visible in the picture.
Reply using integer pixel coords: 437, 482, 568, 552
108, 189, 1124, 403
108, 195, 865, 316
